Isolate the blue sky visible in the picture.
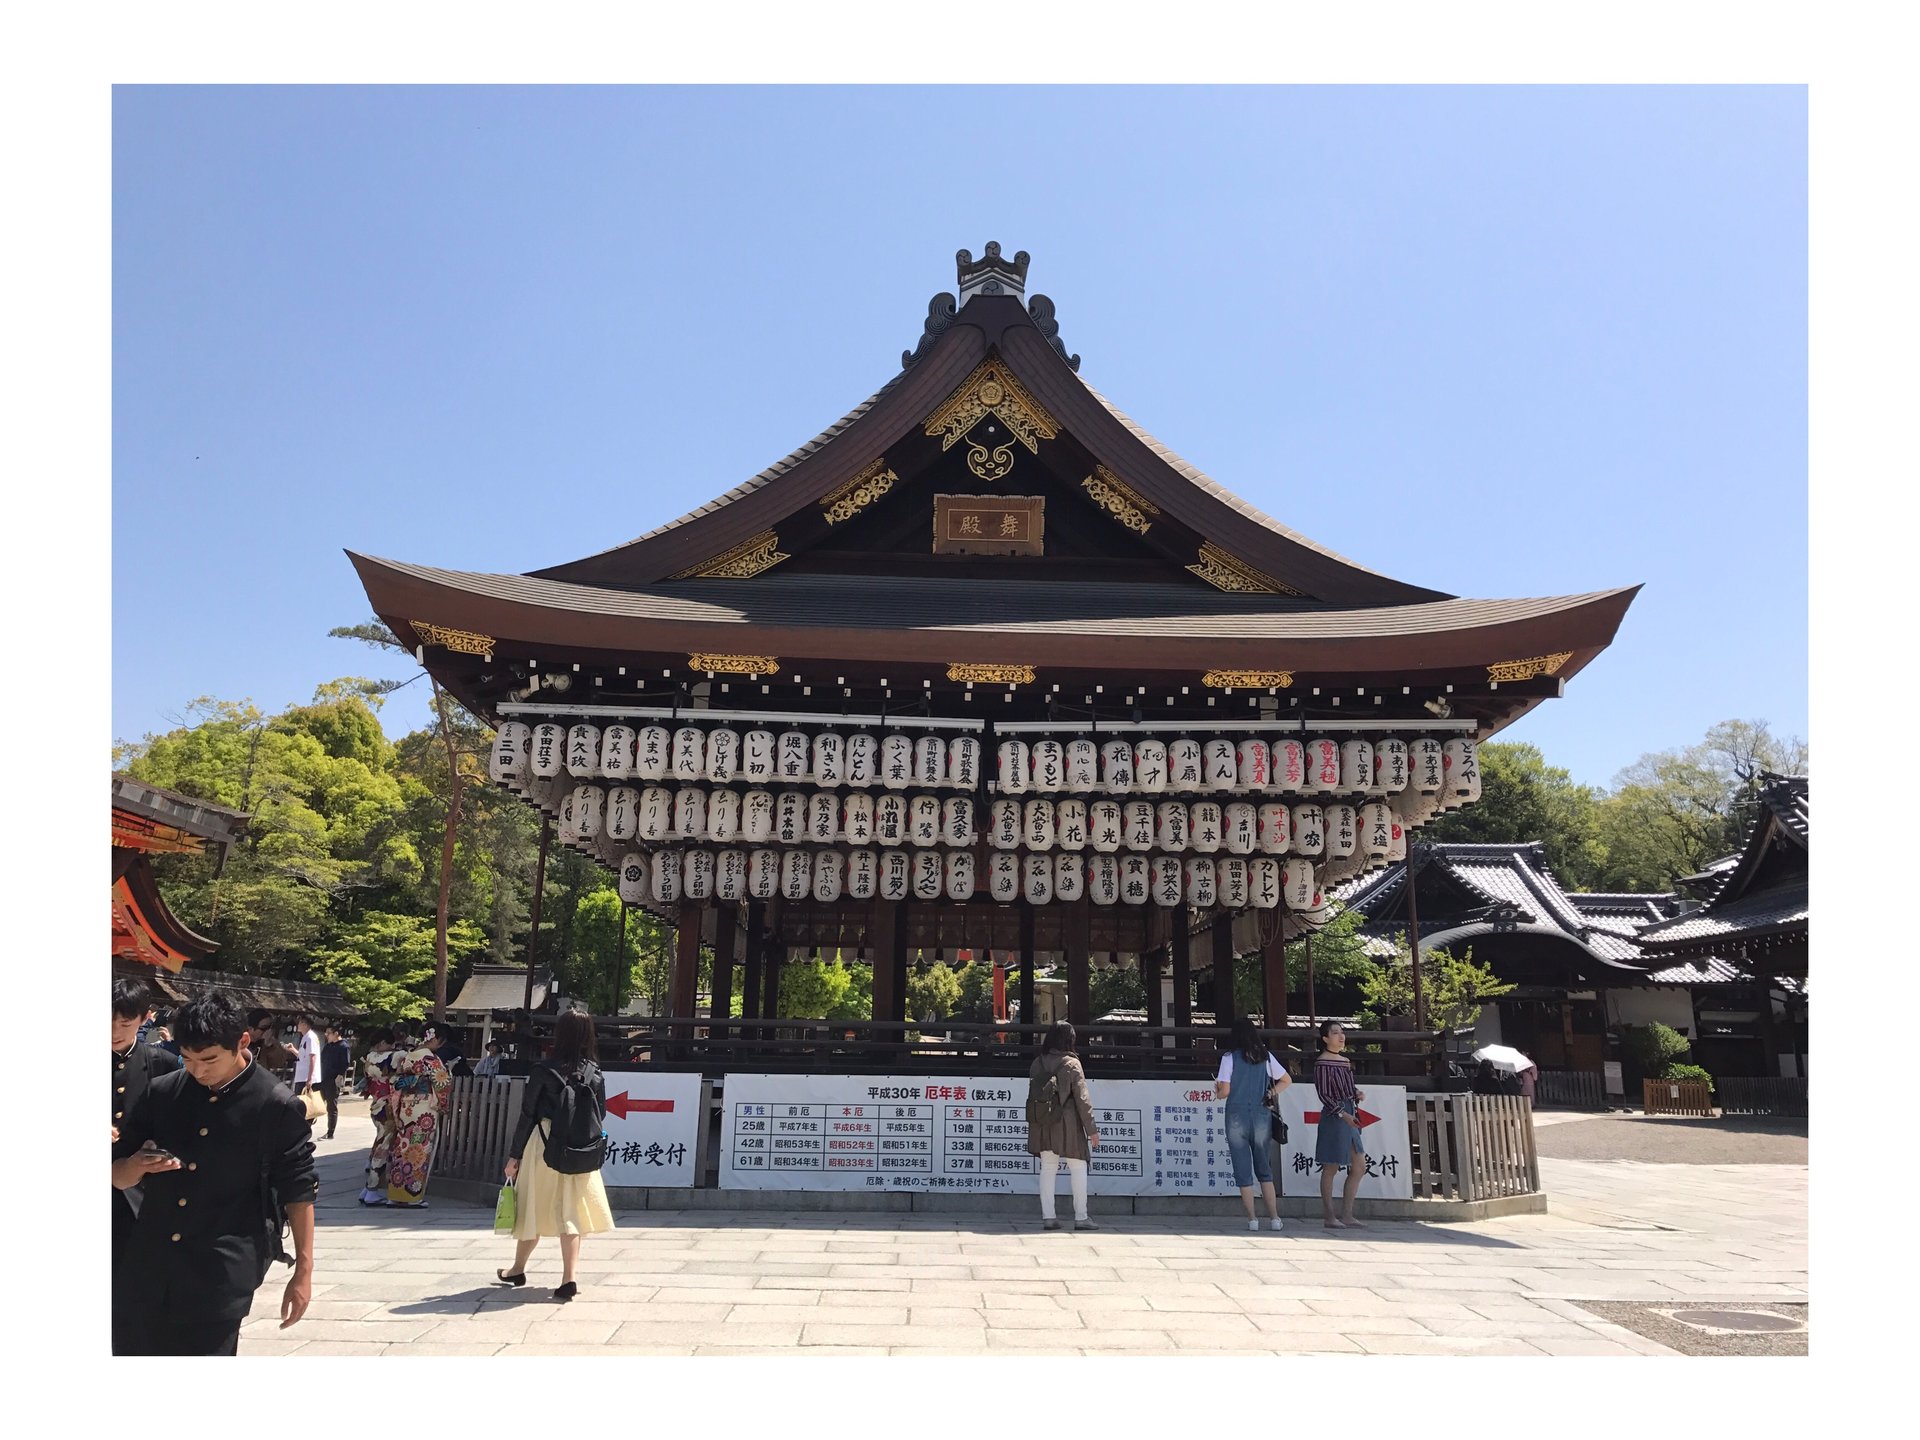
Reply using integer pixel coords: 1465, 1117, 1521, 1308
112, 85, 1805, 788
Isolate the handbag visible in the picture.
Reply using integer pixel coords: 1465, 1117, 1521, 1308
494, 1180, 518, 1235
301, 1089, 327, 1123
1264, 1077, 1289, 1146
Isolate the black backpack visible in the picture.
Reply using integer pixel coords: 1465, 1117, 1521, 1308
540, 1062, 608, 1174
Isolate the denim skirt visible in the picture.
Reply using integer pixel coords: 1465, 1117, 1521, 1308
1314, 1107, 1365, 1169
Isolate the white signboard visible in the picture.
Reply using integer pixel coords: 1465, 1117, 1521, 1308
598, 1071, 704, 1187
1275, 1083, 1412, 1200
719, 1073, 1240, 1196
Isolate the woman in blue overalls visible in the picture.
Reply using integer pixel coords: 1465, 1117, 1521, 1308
1214, 1017, 1290, 1231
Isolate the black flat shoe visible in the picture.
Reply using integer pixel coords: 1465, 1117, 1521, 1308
495, 1270, 526, 1287
553, 1281, 578, 1303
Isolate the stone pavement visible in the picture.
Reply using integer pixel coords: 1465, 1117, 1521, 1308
245, 1102, 1806, 1356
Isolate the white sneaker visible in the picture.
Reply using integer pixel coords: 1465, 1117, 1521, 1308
1248, 1218, 1260, 1231
1269, 1217, 1284, 1231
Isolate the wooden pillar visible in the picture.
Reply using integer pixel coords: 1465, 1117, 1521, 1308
1065, 898, 1092, 1028
1406, 843, 1427, 1031
1212, 914, 1236, 1031
871, 899, 902, 1025
741, 900, 766, 1022
1171, 908, 1193, 1032
711, 904, 737, 1028
522, 818, 552, 1014
1262, 926, 1288, 1036
1018, 905, 1036, 1035
761, 901, 786, 1025
670, 900, 702, 1019
1143, 943, 1167, 1029
893, 903, 912, 1026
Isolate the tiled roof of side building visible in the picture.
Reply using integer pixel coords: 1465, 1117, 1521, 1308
1638, 882, 1809, 948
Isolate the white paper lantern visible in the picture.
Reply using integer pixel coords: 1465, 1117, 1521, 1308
988, 851, 1019, 903
846, 849, 878, 900
531, 722, 567, 778
1340, 740, 1374, 795
811, 849, 844, 903
706, 788, 740, 844
914, 735, 946, 787
1271, 738, 1306, 794
1409, 737, 1445, 794
742, 729, 777, 783
1053, 798, 1088, 851
809, 791, 840, 844
571, 785, 605, 838
673, 726, 707, 782
1121, 854, 1153, 906
1168, 736, 1204, 791
1387, 819, 1408, 863
846, 732, 879, 787
1320, 850, 1367, 887
703, 728, 739, 785
775, 791, 806, 845
1324, 803, 1358, 859
1152, 856, 1184, 907
1291, 803, 1326, 857
1250, 857, 1281, 910
1236, 738, 1270, 791
1306, 737, 1341, 794
651, 850, 683, 905
1022, 854, 1053, 905
564, 724, 601, 778
782, 849, 813, 900
1219, 856, 1250, 910
995, 739, 1030, 794
1361, 801, 1395, 857
617, 852, 651, 905
1184, 857, 1217, 908
1189, 800, 1224, 854
1226, 802, 1258, 856
1133, 739, 1169, 793
639, 786, 673, 842
1100, 739, 1135, 792
1065, 738, 1098, 792
683, 849, 715, 900
676, 788, 710, 840
909, 794, 941, 847
1054, 852, 1085, 902
875, 792, 908, 846
1204, 739, 1237, 792
1089, 799, 1123, 853
811, 732, 845, 788
552, 788, 575, 841
989, 797, 1022, 850
742, 789, 776, 843
526, 774, 563, 816
1282, 857, 1316, 910
596, 724, 634, 780
490, 721, 532, 781
606, 785, 639, 841
717, 849, 747, 902
749, 848, 780, 899
914, 850, 944, 900
1374, 738, 1409, 794
1258, 802, 1292, 854
1115, 799, 1147, 852
1155, 800, 1190, 853
1391, 783, 1440, 829
1089, 853, 1121, 906
1444, 738, 1482, 802
841, 791, 875, 845
1023, 798, 1057, 851
941, 796, 975, 847
595, 828, 624, 868
946, 734, 981, 789
882, 733, 914, 790
944, 849, 975, 901
636, 725, 672, 781
776, 729, 809, 783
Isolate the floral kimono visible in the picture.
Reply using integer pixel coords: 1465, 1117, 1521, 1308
384, 1044, 452, 1206
358, 1042, 400, 1205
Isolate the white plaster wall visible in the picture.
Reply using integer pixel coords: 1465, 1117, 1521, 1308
1607, 987, 1694, 1035
1474, 1004, 1502, 1045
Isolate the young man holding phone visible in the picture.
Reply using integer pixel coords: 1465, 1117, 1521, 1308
111, 990, 318, 1355
112, 979, 182, 1259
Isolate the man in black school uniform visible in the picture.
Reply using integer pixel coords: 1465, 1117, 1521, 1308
318, 1023, 351, 1140
111, 990, 318, 1356
112, 979, 182, 1260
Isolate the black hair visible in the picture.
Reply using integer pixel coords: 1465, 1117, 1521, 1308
1313, 1019, 1344, 1058
1229, 1017, 1267, 1064
551, 1007, 599, 1069
391, 1020, 416, 1044
1042, 1020, 1077, 1056
295, 1014, 316, 1029
365, 1025, 393, 1049
174, 991, 249, 1052
245, 1007, 274, 1030
112, 978, 155, 1019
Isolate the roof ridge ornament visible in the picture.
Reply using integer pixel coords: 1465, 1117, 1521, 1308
1026, 293, 1080, 372
902, 292, 957, 370
957, 241, 1030, 303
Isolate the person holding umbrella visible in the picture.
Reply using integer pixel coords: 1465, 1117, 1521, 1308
1472, 1044, 1537, 1099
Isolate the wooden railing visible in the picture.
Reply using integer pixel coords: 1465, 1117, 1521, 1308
1643, 1079, 1715, 1117
1717, 1076, 1808, 1117
1533, 1068, 1605, 1110
436, 1076, 527, 1182
1407, 1093, 1541, 1201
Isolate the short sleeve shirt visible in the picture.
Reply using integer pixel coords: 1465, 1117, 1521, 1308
1216, 1052, 1287, 1085
293, 1030, 322, 1083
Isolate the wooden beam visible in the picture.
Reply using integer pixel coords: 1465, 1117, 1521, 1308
1171, 908, 1193, 1030
1066, 898, 1092, 1028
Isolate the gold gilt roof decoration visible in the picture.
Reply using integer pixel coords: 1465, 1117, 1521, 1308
670, 529, 790, 580
411, 621, 494, 656
1080, 465, 1158, 534
923, 360, 1059, 482
819, 458, 899, 526
1186, 541, 1303, 597
1202, 669, 1294, 690
690, 653, 782, 676
1487, 652, 1575, 683
946, 663, 1036, 685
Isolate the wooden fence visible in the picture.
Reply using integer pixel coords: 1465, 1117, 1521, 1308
436, 1076, 527, 1183
1717, 1076, 1808, 1117
1643, 1078, 1715, 1117
1404, 1093, 1542, 1201
1533, 1069, 1605, 1111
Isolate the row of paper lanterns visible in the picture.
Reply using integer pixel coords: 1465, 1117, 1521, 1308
614, 846, 1346, 913
490, 722, 1480, 801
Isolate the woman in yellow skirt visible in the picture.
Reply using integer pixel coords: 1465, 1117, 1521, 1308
496, 1009, 615, 1301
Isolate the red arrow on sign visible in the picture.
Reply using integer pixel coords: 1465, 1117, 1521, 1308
604, 1092, 676, 1120
1304, 1109, 1381, 1129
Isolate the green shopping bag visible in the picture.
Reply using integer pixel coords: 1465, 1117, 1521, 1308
493, 1180, 517, 1235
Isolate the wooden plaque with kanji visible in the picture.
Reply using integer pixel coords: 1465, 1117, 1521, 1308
931, 494, 1046, 556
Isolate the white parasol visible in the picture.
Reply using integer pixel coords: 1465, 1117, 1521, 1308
1471, 1044, 1535, 1075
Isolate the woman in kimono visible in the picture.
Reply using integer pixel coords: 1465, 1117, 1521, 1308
357, 1027, 399, 1206
384, 1023, 452, 1207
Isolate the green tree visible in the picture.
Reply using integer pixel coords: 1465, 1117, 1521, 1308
780, 956, 862, 1020
311, 911, 485, 1022
1423, 742, 1604, 888
907, 960, 963, 1022
952, 961, 999, 1022
1357, 941, 1514, 1033
1090, 964, 1145, 1019
565, 887, 643, 1015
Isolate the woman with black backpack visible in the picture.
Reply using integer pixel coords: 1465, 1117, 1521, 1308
1024, 1021, 1101, 1231
496, 1008, 615, 1301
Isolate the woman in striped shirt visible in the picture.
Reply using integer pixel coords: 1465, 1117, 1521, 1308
1313, 1021, 1368, 1229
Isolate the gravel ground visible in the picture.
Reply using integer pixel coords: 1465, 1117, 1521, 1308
1575, 1301, 1807, 1356
1533, 1114, 1808, 1164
